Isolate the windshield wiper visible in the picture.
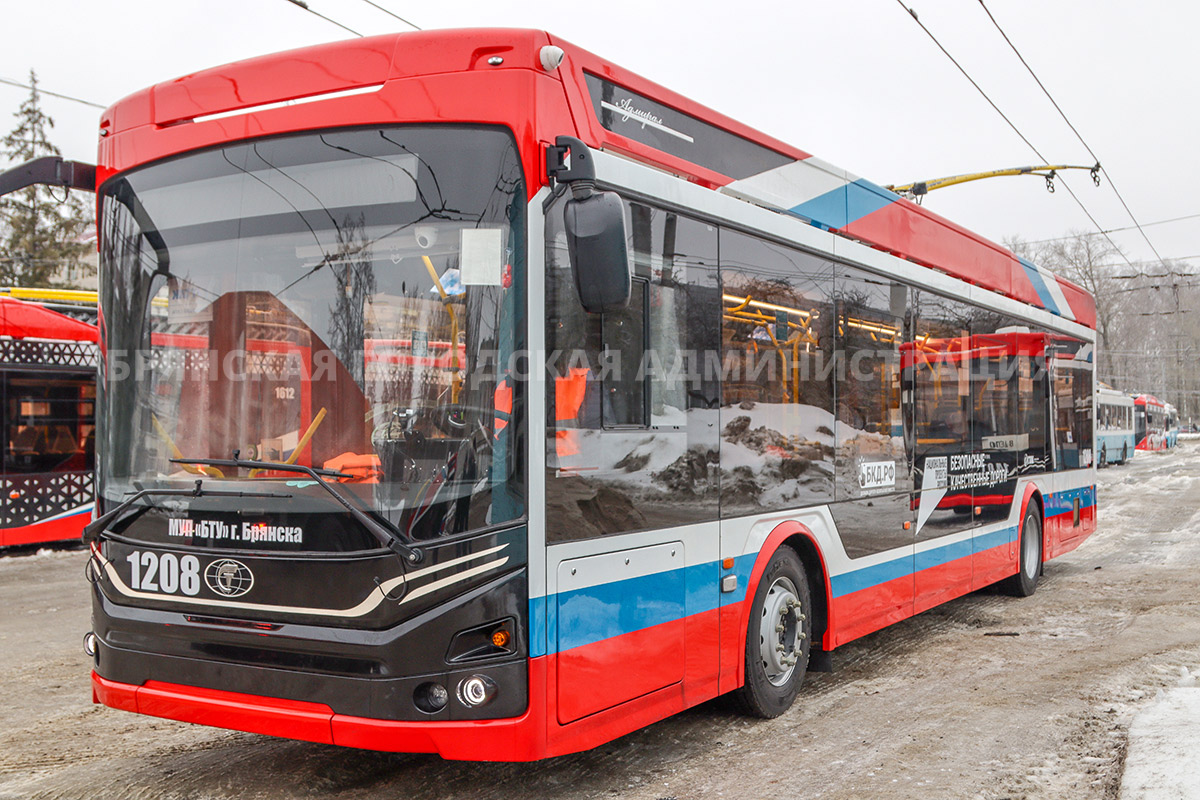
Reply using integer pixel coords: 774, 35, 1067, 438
83, 480, 291, 545
171, 457, 424, 564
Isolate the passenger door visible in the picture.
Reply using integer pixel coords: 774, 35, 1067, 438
910, 292, 975, 613
828, 267, 914, 632
544, 197, 722, 723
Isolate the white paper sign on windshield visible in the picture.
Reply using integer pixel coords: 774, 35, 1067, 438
460, 228, 503, 286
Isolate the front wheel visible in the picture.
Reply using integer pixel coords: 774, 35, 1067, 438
732, 547, 812, 718
1002, 506, 1042, 597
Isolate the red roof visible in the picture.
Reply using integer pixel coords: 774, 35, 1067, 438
0, 295, 98, 342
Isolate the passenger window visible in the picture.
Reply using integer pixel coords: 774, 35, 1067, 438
545, 196, 720, 541
719, 230, 836, 517
1050, 336, 1093, 470
833, 267, 908, 502
911, 291, 972, 471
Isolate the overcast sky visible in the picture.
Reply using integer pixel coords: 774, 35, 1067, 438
2, 0, 1195, 268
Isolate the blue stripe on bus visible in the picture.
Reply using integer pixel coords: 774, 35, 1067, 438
1044, 485, 1096, 518
828, 553, 912, 598
1018, 258, 1060, 315
972, 526, 1018, 554
789, 179, 895, 230
529, 488, 1088, 656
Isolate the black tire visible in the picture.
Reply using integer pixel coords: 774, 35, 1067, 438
1122, 443, 1128, 464
1002, 506, 1042, 597
732, 546, 812, 718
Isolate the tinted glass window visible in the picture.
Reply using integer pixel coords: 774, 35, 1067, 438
968, 314, 1046, 524
719, 231, 836, 517
2, 371, 95, 475
546, 197, 720, 541
584, 74, 792, 180
833, 267, 909, 503
911, 291, 972, 469
1050, 336, 1094, 469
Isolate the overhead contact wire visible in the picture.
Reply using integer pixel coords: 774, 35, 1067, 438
976, 0, 1167, 267
896, 1, 1135, 268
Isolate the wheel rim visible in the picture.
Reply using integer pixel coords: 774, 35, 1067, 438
1022, 517, 1040, 580
758, 576, 804, 686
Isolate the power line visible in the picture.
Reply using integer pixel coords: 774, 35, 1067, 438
1024, 212, 1200, 245
357, 0, 421, 30
894, 2, 1044, 162
976, 0, 1168, 267
895, 1, 1135, 268
0, 76, 105, 110
281, 0, 363, 37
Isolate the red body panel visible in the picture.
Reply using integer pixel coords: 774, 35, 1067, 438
0, 511, 88, 548
0, 296, 98, 341
972, 541, 1016, 592
914, 555, 972, 616
94, 655, 701, 761
833, 573, 916, 645
1045, 504, 1097, 559
556, 615, 686, 724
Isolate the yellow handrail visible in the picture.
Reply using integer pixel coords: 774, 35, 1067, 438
150, 414, 224, 478
422, 255, 463, 403
248, 407, 328, 478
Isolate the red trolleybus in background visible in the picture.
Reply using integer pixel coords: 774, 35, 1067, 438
0, 291, 98, 548
1134, 394, 1167, 451
0, 29, 1097, 760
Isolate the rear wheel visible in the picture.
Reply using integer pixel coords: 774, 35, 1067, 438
1122, 443, 1129, 464
733, 547, 812, 718
1002, 506, 1042, 597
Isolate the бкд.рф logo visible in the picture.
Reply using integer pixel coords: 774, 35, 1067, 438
204, 559, 254, 597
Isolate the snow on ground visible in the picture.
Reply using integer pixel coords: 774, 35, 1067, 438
1120, 677, 1200, 798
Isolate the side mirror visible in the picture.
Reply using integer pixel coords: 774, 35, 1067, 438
564, 190, 631, 314
549, 136, 632, 314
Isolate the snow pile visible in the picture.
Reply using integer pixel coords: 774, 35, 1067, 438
1119, 668, 1200, 799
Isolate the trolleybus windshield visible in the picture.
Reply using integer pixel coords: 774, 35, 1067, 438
97, 125, 526, 551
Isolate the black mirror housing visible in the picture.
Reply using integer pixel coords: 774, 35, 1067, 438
564, 189, 631, 314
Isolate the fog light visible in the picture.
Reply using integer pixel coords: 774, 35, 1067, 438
413, 681, 448, 714
83, 632, 97, 657
457, 674, 497, 708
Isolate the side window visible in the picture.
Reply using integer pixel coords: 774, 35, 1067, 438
967, 313, 1045, 523
1050, 336, 1094, 469
911, 291, 972, 474
718, 230, 837, 517
833, 266, 908, 502
2, 371, 95, 475
545, 196, 720, 542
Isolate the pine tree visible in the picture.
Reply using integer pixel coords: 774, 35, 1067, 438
0, 70, 94, 288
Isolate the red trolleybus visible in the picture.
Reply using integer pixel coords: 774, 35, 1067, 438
0, 292, 98, 548
1133, 393, 1168, 451
1, 29, 1097, 760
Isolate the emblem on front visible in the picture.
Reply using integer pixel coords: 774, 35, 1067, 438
204, 559, 254, 597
